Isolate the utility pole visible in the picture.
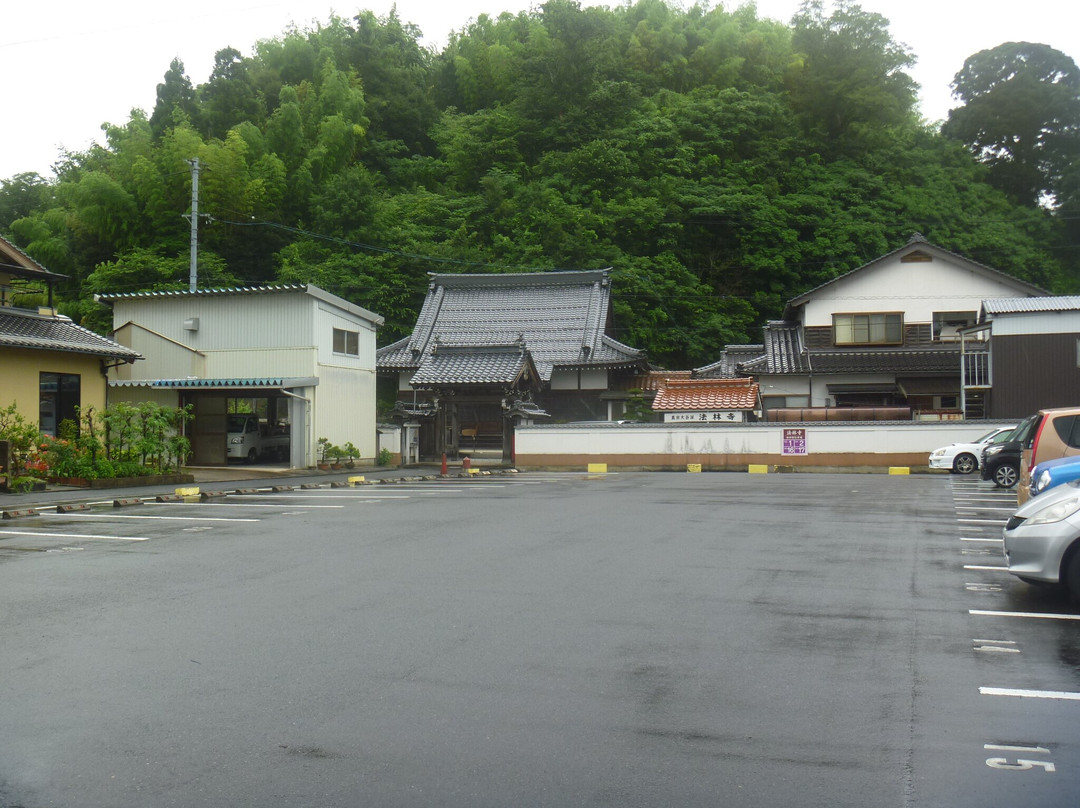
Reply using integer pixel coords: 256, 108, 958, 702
187, 157, 200, 292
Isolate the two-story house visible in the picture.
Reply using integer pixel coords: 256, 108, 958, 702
720, 234, 1047, 419
99, 284, 383, 468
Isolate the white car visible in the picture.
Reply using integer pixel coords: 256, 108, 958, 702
929, 425, 1016, 474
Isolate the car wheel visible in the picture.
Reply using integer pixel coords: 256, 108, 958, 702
247, 448, 258, 464
953, 453, 977, 474
993, 462, 1019, 488
1065, 551, 1080, 604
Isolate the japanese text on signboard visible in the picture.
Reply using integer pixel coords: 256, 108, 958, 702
664, 411, 743, 423
783, 428, 807, 455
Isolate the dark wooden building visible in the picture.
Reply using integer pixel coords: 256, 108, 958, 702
974, 297, 1080, 419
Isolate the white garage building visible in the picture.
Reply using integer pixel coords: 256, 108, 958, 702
100, 284, 383, 468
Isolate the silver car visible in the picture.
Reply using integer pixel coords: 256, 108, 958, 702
1002, 479, 1080, 601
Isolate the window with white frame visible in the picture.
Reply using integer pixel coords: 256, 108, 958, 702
933, 311, 977, 341
332, 327, 359, 356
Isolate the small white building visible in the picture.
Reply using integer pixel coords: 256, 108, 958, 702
99, 285, 383, 468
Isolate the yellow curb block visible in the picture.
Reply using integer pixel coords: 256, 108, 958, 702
175, 486, 199, 497
686, 463, 702, 473
748, 464, 769, 474
587, 463, 607, 473
347, 475, 366, 486
888, 467, 911, 475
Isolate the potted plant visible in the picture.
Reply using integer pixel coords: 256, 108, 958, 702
317, 437, 331, 470
342, 442, 358, 469
329, 444, 344, 470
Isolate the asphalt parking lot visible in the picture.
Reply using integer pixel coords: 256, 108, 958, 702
1, 470, 1078, 807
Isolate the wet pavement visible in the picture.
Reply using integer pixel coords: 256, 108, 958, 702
1, 471, 1077, 807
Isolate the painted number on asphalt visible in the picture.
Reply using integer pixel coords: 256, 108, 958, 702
985, 744, 1055, 773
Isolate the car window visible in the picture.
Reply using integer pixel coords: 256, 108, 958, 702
988, 429, 1014, 445
1012, 414, 1041, 447
1053, 415, 1080, 449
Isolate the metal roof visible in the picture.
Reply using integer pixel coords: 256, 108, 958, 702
109, 377, 319, 390
98, 284, 309, 301
0, 307, 140, 360
97, 284, 383, 326
982, 296, 1080, 315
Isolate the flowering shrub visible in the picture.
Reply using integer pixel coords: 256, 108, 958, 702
0, 403, 42, 477
4, 401, 193, 481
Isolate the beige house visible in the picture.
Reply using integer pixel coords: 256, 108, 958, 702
0, 235, 139, 434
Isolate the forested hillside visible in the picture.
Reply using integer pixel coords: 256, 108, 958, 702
2, 0, 1078, 368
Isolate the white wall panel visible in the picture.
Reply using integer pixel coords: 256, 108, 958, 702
801, 255, 1036, 326
203, 347, 315, 379
989, 311, 1080, 336
516, 421, 1014, 457
311, 365, 378, 459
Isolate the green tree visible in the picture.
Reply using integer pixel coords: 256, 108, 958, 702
787, 0, 917, 151
0, 173, 53, 231
944, 41, 1080, 207
149, 58, 202, 137
199, 47, 264, 139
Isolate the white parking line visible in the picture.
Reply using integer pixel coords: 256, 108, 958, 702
0, 529, 148, 541
964, 564, 1009, 571
973, 639, 1020, 654
957, 507, 1017, 512
985, 743, 1049, 753
41, 512, 259, 523
961, 537, 1003, 543
958, 518, 1008, 524
971, 609, 1080, 621
252, 494, 407, 500
980, 687, 1080, 701
148, 502, 346, 509
380, 488, 465, 492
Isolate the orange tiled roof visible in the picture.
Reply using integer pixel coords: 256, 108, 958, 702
652, 378, 758, 411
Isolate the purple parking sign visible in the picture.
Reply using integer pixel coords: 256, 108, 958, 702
783, 428, 807, 456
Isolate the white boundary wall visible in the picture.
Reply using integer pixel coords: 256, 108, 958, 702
513, 421, 1014, 469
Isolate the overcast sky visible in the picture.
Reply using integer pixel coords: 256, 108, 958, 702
2, 1, 1078, 181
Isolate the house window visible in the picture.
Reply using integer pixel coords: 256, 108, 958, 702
332, 328, 359, 356
39, 372, 80, 437
933, 311, 977, 341
833, 313, 903, 345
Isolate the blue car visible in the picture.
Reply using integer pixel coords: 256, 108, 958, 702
1029, 456, 1080, 498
